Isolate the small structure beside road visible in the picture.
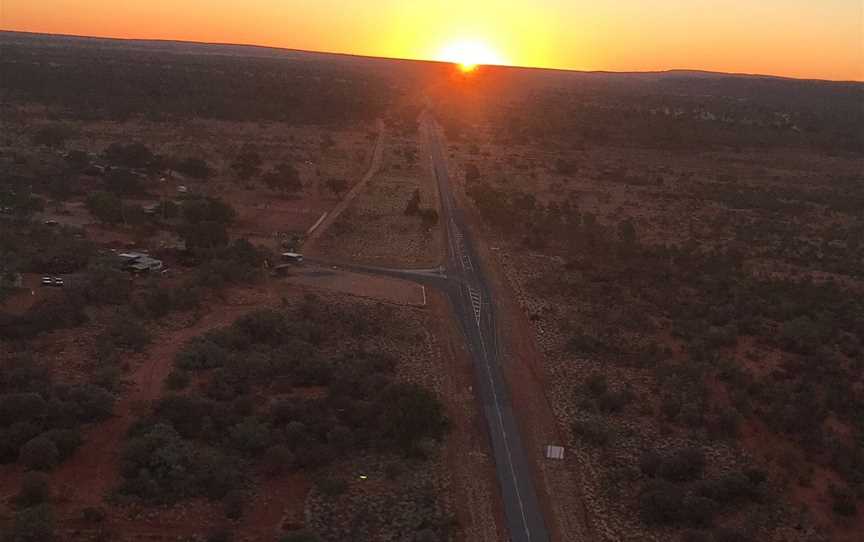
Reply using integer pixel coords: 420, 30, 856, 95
545, 445, 565, 460
281, 252, 304, 264
118, 252, 164, 274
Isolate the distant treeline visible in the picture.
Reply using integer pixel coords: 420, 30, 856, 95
0, 38, 395, 124
439, 69, 864, 153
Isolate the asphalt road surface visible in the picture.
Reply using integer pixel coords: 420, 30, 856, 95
422, 114, 551, 542
303, 113, 552, 542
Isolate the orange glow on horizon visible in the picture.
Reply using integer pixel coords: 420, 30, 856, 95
436, 39, 508, 72
0, 1, 861, 82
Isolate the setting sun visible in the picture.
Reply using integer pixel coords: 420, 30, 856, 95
436, 39, 507, 71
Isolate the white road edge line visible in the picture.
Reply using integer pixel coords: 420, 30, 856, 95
474, 287, 532, 541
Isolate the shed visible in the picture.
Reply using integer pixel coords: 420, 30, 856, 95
545, 445, 565, 460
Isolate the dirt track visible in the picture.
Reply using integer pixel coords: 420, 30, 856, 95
48, 289, 272, 519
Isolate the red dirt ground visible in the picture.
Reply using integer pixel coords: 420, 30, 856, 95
283, 266, 426, 307
240, 472, 311, 540
0, 274, 59, 315
46, 288, 272, 520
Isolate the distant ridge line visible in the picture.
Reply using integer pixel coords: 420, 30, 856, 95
0, 29, 861, 84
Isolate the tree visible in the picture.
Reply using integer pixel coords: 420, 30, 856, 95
419, 208, 439, 229
15, 472, 50, 508
618, 218, 638, 247
831, 485, 857, 517
182, 197, 236, 225
263, 163, 302, 195
86, 192, 124, 224
279, 531, 322, 542
104, 142, 153, 169
0, 394, 47, 426
464, 163, 481, 183
100, 312, 150, 352
40, 428, 81, 462
404, 189, 421, 216
658, 447, 706, 483
9, 504, 55, 542
231, 145, 262, 180
174, 157, 213, 180
66, 384, 114, 422
104, 169, 144, 196
381, 383, 448, 454
119, 423, 199, 502
229, 417, 271, 454
263, 444, 295, 475
32, 125, 69, 149
19, 435, 60, 471
179, 197, 236, 252
326, 178, 348, 197
64, 149, 90, 170
639, 480, 684, 525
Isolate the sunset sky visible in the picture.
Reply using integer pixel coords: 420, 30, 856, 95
2, 0, 862, 81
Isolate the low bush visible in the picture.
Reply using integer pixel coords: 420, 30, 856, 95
19, 436, 60, 471
573, 419, 612, 447
8, 503, 55, 542
15, 472, 51, 508
658, 447, 705, 483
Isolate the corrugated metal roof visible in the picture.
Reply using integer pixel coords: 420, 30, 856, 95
545, 445, 565, 460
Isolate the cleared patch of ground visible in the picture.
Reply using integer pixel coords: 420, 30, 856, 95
282, 266, 426, 307
312, 132, 442, 268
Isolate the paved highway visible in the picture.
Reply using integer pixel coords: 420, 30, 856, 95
304, 113, 552, 541
422, 114, 550, 542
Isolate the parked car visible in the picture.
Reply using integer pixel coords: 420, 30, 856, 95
52, 277, 65, 287
41, 276, 53, 286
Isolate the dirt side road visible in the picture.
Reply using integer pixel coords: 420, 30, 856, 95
304, 120, 385, 247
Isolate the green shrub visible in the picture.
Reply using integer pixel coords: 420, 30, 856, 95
9, 503, 55, 542
0, 422, 40, 463
44, 428, 82, 460
279, 531, 322, 542
228, 417, 271, 454
223, 489, 244, 520
0, 394, 47, 426
658, 447, 705, 483
174, 157, 213, 179
65, 384, 114, 422
316, 476, 348, 497
104, 142, 153, 169
263, 444, 295, 476
15, 472, 51, 508
380, 383, 448, 454
572, 419, 612, 447
176, 339, 231, 370
680, 494, 717, 527
164, 370, 191, 390
119, 423, 199, 502
831, 485, 857, 517
639, 450, 663, 478
639, 480, 684, 525
100, 313, 150, 352
207, 528, 234, 542
19, 436, 60, 471
695, 472, 762, 505
82, 506, 106, 523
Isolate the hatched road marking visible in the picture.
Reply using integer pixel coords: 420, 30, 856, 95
468, 285, 483, 326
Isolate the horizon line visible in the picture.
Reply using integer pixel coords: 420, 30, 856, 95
1, 28, 862, 85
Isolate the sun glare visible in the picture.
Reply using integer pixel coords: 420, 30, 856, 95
437, 39, 506, 71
